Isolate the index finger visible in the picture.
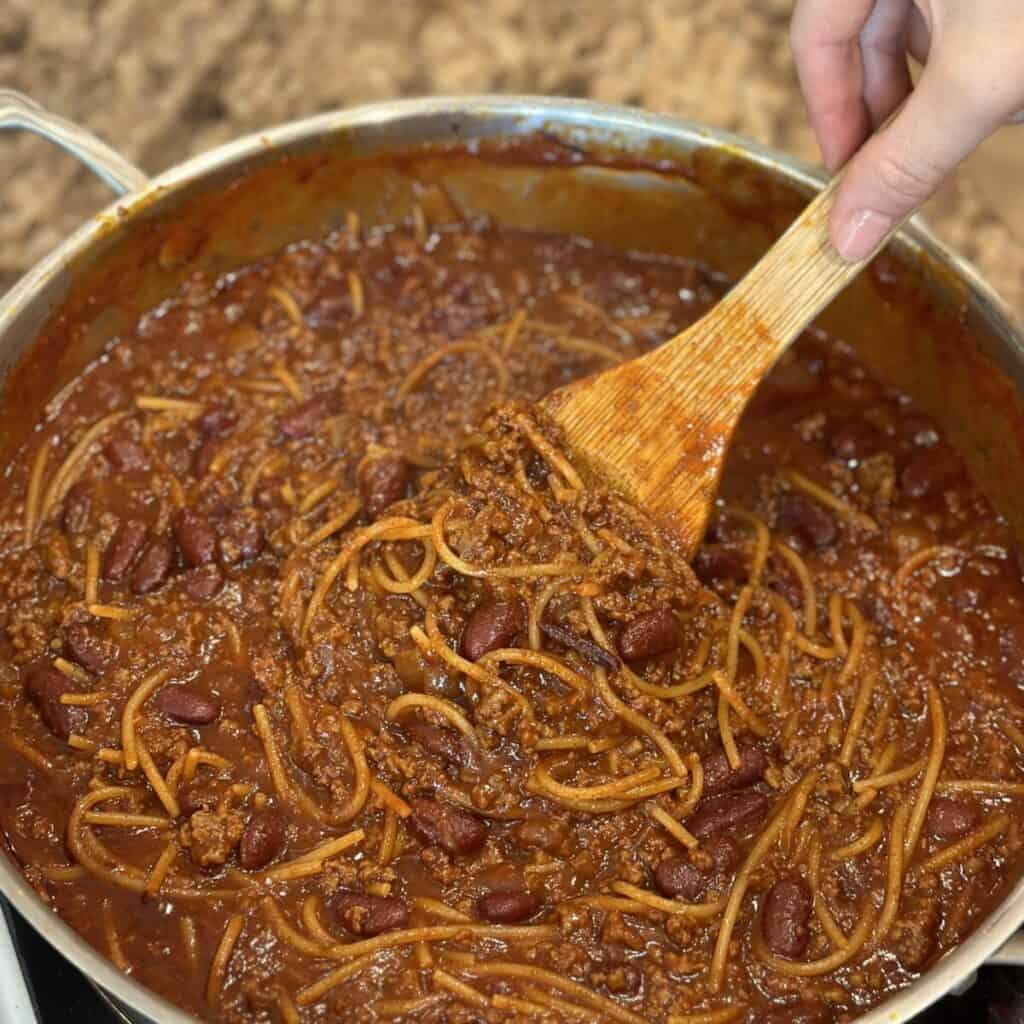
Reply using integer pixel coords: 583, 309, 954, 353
790, 0, 876, 169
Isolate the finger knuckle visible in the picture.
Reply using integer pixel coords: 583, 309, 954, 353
872, 151, 942, 204
788, 2, 814, 53
788, 18, 804, 52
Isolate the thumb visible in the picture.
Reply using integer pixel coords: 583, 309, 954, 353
829, 62, 999, 261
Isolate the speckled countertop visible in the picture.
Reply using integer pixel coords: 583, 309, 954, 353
1, 0, 1023, 310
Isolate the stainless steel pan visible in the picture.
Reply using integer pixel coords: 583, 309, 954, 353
2, 88, 1024, 1024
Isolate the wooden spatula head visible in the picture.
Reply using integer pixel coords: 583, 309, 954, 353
541, 173, 898, 557
541, 302, 765, 556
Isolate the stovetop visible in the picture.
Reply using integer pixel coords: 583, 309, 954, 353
2, 899, 1021, 1023
2, 904, 119, 1022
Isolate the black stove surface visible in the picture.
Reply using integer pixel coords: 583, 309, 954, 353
3, 903, 118, 1022
3, 899, 1022, 1023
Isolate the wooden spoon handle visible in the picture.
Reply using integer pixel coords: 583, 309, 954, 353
705, 173, 899, 373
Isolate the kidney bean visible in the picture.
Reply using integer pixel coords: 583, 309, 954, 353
617, 606, 679, 662
686, 790, 770, 841
539, 621, 619, 671
331, 892, 409, 936
999, 622, 1024, 686
402, 718, 471, 768
409, 797, 486, 856
104, 437, 149, 472
154, 687, 221, 726
173, 508, 217, 568
460, 600, 524, 661
102, 520, 147, 581
198, 406, 237, 437
511, 817, 568, 853
900, 444, 963, 499
476, 889, 539, 924
762, 877, 813, 958
40, 698, 86, 742
702, 743, 769, 797
238, 812, 285, 870
24, 664, 69, 704
131, 536, 175, 595
705, 834, 741, 873
829, 420, 880, 461
693, 545, 749, 586
192, 437, 220, 477
218, 518, 264, 565
654, 855, 705, 901
777, 493, 837, 550
184, 565, 225, 601
360, 454, 411, 519
63, 620, 115, 674
279, 394, 338, 439
24, 664, 87, 740
653, 835, 739, 901
925, 797, 979, 841
61, 482, 92, 535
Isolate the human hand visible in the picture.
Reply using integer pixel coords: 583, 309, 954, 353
791, 0, 1024, 261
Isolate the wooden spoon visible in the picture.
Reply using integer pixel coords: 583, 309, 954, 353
541, 174, 899, 555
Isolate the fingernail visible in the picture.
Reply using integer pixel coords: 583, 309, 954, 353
834, 209, 894, 262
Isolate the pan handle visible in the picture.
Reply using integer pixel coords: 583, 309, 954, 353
0, 89, 149, 195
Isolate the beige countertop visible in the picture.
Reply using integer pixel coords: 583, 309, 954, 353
2, 0, 1022, 313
